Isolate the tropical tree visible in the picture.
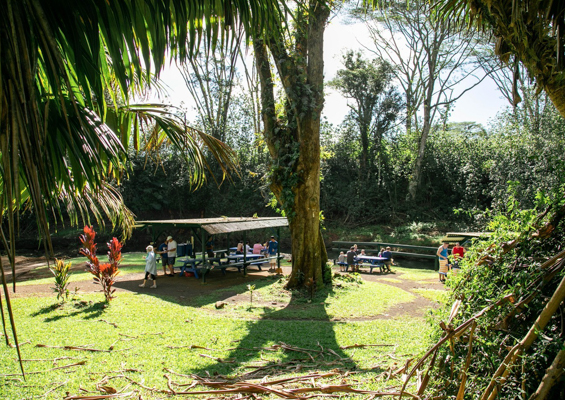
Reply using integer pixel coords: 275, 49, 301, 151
0, 0, 281, 374
180, 35, 242, 143
358, 0, 490, 201
437, 0, 565, 118
253, 0, 331, 289
329, 51, 402, 182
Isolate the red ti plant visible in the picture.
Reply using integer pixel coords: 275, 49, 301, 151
79, 226, 122, 303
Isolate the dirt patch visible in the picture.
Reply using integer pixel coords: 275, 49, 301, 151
5, 257, 445, 320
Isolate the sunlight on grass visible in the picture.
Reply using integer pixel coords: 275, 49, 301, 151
196, 277, 416, 320
17, 253, 147, 286
0, 292, 433, 399
413, 288, 448, 304
394, 267, 437, 282
381, 278, 402, 283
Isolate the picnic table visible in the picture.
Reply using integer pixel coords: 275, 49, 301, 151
355, 255, 388, 273
226, 253, 267, 272
177, 257, 226, 279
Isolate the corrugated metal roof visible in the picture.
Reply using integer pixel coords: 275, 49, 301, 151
136, 217, 288, 234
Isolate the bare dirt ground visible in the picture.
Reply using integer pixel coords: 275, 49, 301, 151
3, 255, 445, 319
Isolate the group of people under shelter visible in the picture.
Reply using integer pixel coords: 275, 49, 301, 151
139, 234, 280, 288
234, 236, 280, 274
337, 244, 393, 273
436, 241, 466, 283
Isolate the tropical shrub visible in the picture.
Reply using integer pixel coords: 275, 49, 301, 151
407, 192, 565, 399
79, 226, 122, 303
49, 259, 72, 302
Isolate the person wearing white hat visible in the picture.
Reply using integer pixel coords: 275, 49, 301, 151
139, 245, 157, 288
165, 235, 177, 277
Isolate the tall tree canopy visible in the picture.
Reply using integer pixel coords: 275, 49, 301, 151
0, 0, 282, 374
439, 0, 565, 117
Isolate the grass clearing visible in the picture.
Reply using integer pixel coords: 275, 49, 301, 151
17, 253, 147, 286
195, 275, 416, 319
413, 288, 448, 304
394, 266, 438, 282
0, 264, 441, 399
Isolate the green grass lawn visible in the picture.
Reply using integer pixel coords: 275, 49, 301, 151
393, 266, 438, 282
0, 270, 436, 399
195, 275, 416, 319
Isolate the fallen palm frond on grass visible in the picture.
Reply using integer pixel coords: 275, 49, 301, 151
67, 370, 420, 399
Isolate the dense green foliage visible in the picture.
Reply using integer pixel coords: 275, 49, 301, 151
422, 192, 565, 398
120, 95, 565, 232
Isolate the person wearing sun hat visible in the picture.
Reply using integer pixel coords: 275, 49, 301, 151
139, 245, 157, 288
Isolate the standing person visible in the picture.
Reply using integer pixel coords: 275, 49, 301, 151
205, 236, 214, 258
337, 251, 346, 272
267, 236, 280, 274
166, 236, 177, 277
157, 240, 169, 276
382, 247, 393, 272
346, 246, 357, 272
436, 242, 450, 282
139, 245, 158, 288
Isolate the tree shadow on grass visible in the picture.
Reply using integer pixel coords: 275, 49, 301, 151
184, 284, 366, 381
31, 300, 106, 322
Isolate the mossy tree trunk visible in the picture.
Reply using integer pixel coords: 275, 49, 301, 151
253, 0, 330, 289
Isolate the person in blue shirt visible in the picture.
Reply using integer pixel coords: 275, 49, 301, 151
205, 236, 214, 258
436, 242, 451, 282
267, 236, 279, 274
382, 246, 393, 272
157, 240, 169, 276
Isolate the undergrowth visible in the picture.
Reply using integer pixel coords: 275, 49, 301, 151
424, 191, 565, 399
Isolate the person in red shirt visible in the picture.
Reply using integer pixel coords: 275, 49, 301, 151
452, 242, 465, 270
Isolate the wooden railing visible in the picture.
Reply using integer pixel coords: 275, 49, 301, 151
331, 241, 438, 268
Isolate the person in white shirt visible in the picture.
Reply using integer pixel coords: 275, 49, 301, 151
166, 236, 177, 277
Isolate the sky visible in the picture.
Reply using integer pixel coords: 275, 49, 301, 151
151, 15, 510, 130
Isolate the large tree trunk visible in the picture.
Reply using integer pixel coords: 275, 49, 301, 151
253, 0, 330, 289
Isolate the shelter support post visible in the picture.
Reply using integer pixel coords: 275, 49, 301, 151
277, 227, 281, 271
243, 231, 247, 276
201, 228, 207, 283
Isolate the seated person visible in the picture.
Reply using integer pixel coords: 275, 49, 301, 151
261, 242, 269, 256
245, 241, 253, 253
381, 247, 393, 272
337, 251, 346, 272
252, 242, 264, 255
236, 240, 244, 254
346, 246, 358, 272
357, 249, 367, 265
